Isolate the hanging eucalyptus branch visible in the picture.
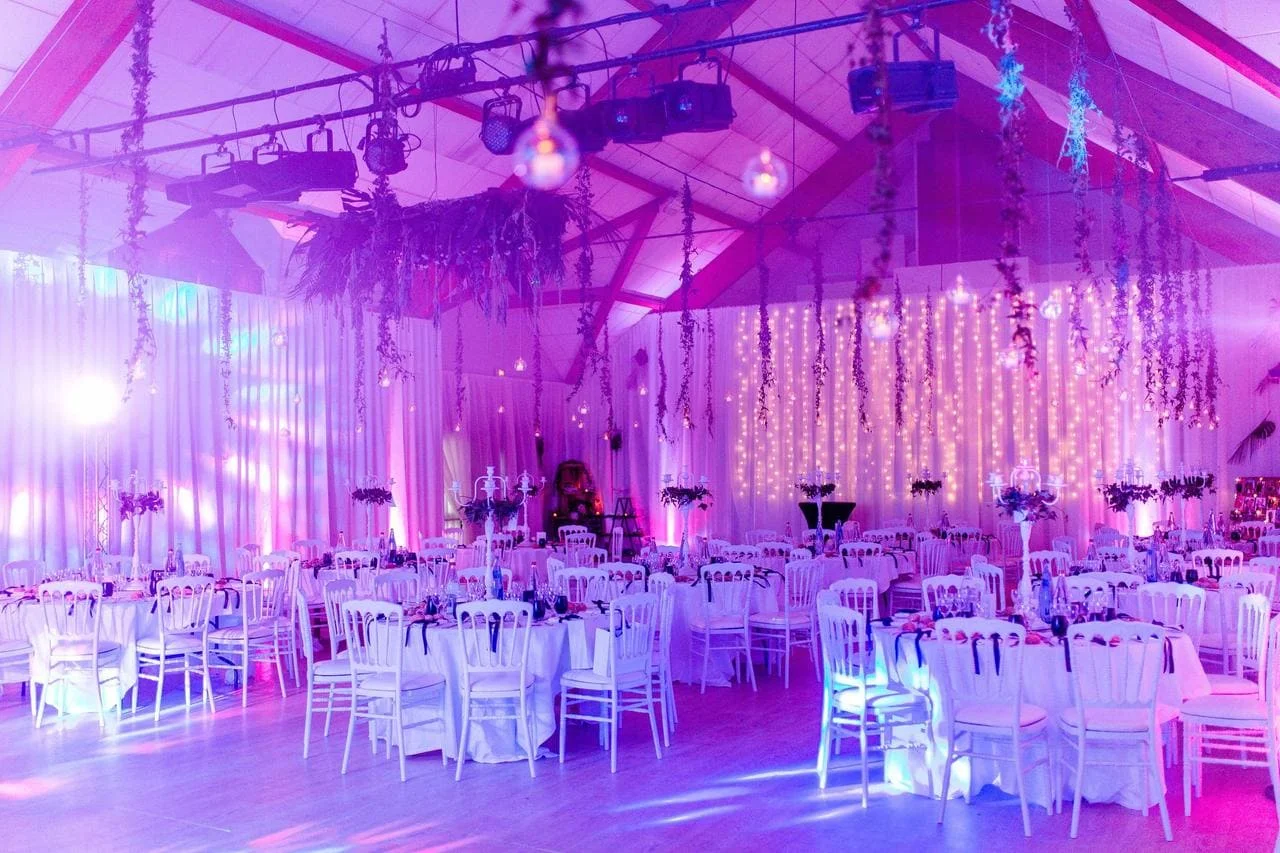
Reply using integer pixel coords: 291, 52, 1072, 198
1154, 173, 1176, 419
656, 311, 670, 441
1187, 243, 1206, 424
76, 171, 90, 349
533, 277, 544, 438
811, 248, 829, 421
892, 276, 907, 428
1172, 235, 1190, 422
755, 228, 774, 425
675, 178, 697, 429
569, 165, 595, 400
985, 0, 1035, 374
852, 300, 871, 433
1062, 4, 1096, 366
924, 289, 937, 433
1203, 262, 1221, 428
1105, 113, 1133, 385
453, 308, 465, 430
600, 319, 617, 439
1134, 138, 1158, 409
859, 0, 895, 302
120, 0, 157, 402
703, 308, 715, 436
219, 289, 236, 429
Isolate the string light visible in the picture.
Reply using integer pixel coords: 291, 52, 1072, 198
948, 275, 974, 305
741, 148, 789, 199
513, 111, 579, 191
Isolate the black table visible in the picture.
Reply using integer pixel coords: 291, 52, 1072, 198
798, 501, 856, 528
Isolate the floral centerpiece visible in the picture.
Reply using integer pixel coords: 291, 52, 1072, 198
995, 486, 1058, 522
1099, 482, 1159, 513
460, 497, 524, 528
351, 486, 394, 505
909, 478, 943, 497
795, 481, 836, 500
118, 490, 164, 520
1159, 473, 1216, 500
659, 484, 712, 510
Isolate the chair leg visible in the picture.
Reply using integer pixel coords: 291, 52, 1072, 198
783, 630, 791, 689
1011, 730, 1031, 837
743, 631, 757, 691
455, 699, 471, 781
1182, 721, 1193, 817
520, 692, 537, 778
859, 721, 870, 809
340, 691, 358, 775
202, 651, 215, 714
817, 708, 832, 789
303, 677, 314, 759
609, 690, 619, 774
35, 675, 48, 728
645, 679, 662, 760
273, 632, 287, 699
93, 662, 106, 728
1267, 728, 1280, 826
153, 657, 166, 722
699, 633, 710, 695
183, 656, 192, 709
395, 699, 407, 783
1152, 735, 1173, 842
559, 689, 569, 763
28, 676, 36, 718
1069, 736, 1087, 839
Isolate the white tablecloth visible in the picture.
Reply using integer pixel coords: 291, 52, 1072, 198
391, 616, 603, 763
455, 546, 551, 583
760, 552, 915, 593
870, 622, 1210, 810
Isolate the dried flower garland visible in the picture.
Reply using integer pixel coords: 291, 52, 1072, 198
1203, 262, 1221, 427
351, 486, 394, 505
985, 0, 1035, 374
1171, 235, 1189, 421
755, 228, 774, 425
892, 276, 906, 428
120, 0, 157, 402
703, 308, 715, 436
923, 289, 936, 433
811, 248, 828, 421
453, 308, 465, 430
218, 289, 236, 429
655, 311, 669, 441
600, 319, 617, 438
1062, 4, 1096, 366
675, 178, 697, 429
1187, 243, 1205, 424
852, 299, 870, 433
352, 295, 368, 430
859, 0, 894, 302
1154, 173, 1176, 420
569, 165, 596, 400
76, 172, 90, 348
370, 175, 409, 384
1105, 113, 1133, 385
796, 481, 836, 500
1134, 138, 1157, 408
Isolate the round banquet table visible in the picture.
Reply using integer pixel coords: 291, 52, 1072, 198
869, 622, 1210, 811
455, 545, 551, 583
760, 552, 915, 593
387, 615, 606, 763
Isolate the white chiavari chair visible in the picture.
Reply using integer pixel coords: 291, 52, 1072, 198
291, 539, 327, 561
340, 600, 448, 782
790, 547, 813, 560
296, 589, 351, 758
758, 541, 792, 559
1205, 593, 1271, 698
602, 562, 646, 592
968, 561, 1006, 612
1093, 546, 1134, 573
1051, 536, 1077, 560
374, 569, 422, 605
0, 601, 34, 716
840, 541, 882, 557
749, 559, 821, 688
133, 575, 215, 721
1190, 548, 1245, 579
575, 546, 609, 569
721, 544, 762, 565
1028, 550, 1070, 579
454, 600, 536, 780
1256, 534, 1280, 558
35, 581, 122, 728
322, 579, 357, 659
333, 550, 377, 595
816, 604, 931, 804
935, 618, 1049, 837
551, 567, 608, 604
690, 573, 756, 694
558, 525, 589, 542
559, 593, 663, 773
183, 553, 213, 578
234, 545, 263, 577
744, 529, 778, 546
1058, 623, 1175, 841
1136, 582, 1206, 647
918, 538, 953, 578
704, 538, 730, 560
455, 567, 512, 599
826, 578, 880, 622
922, 576, 987, 615
1092, 527, 1128, 550
2, 560, 44, 588
417, 548, 455, 591
646, 572, 677, 744
1199, 575, 1274, 676
1234, 521, 1272, 543
206, 569, 289, 707
420, 536, 459, 550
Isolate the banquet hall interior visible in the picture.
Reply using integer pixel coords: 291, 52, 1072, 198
3, 0, 1280, 849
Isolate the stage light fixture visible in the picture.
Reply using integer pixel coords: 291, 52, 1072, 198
480, 94, 524, 155
598, 95, 667, 144
849, 29, 957, 115
360, 115, 416, 176
66, 374, 121, 427
657, 60, 735, 133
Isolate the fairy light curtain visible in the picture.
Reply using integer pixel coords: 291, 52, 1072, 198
0, 251, 445, 570
607, 271, 1273, 545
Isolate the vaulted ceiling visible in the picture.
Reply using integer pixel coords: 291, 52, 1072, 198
1, 0, 1278, 380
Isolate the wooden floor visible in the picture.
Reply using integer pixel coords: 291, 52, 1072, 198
0, 664, 1276, 852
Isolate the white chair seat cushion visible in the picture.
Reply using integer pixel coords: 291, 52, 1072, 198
560, 667, 647, 690
1205, 673, 1258, 696
1180, 694, 1267, 723
136, 633, 203, 654
208, 623, 275, 642
467, 671, 534, 694
748, 611, 812, 627
1059, 702, 1178, 733
955, 701, 1048, 729
312, 657, 351, 679
50, 640, 120, 660
357, 671, 443, 693
690, 615, 748, 631
0, 639, 33, 657
891, 576, 922, 591
1197, 632, 1226, 650
833, 685, 921, 714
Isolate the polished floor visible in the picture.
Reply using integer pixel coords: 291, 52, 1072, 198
1, 662, 1276, 852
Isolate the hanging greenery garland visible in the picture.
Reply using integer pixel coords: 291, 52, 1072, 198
370, 175, 409, 384
352, 294, 368, 430
219, 289, 235, 429
453, 308, 465, 430
811, 248, 828, 421
532, 279, 544, 438
859, 0, 895, 303
76, 171, 90, 349
655, 311, 669, 442
1062, 4, 1096, 367
1172, 235, 1190, 422
1187, 243, 1206, 425
1105, 113, 1133, 385
755, 228, 774, 425
1203, 262, 1221, 428
569, 166, 595, 400
1154, 173, 1177, 420
985, 0, 1035, 374
675, 178, 697, 429
892, 276, 907, 428
1134, 138, 1158, 410
852, 300, 871, 433
703, 308, 715, 436
599, 320, 616, 439
120, 0, 157, 402
923, 289, 936, 433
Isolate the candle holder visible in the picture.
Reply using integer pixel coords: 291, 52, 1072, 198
989, 460, 1064, 603
659, 472, 711, 573
795, 468, 839, 546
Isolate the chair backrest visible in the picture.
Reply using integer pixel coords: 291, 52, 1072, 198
1191, 548, 1245, 577
789, 547, 813, 561
1235, 521, 1272, 542
922, 576, 987, 614
374, 569, 421, 604
704, 538, 730, 559
968, 561, 1006, 611
826, 577, 880, 621
323, 578, 357, 653
1091, 571, 1144, 590
1064, 575, 1108, 603
700, 577, 754, 622
1092, 529, 1129, 549
758, 541, 792, 558
1257, 535, 1280, 558
420, 536, 459, 550
1095, 546, 1134, 572
36, 580, 103, 642
551, 568, 608, 604
100, 555, 132, 579
1135, 582, 1206, 640
455, 567, 513, 599
744, 529, 778, 546
700, 562, 754, 582
1233, 593, 1272, 686
842, 520, 862, 541
721, 544, 762, 564
456, 600, 533, 679
602, 562, 646, 587
270, 549, 302, 563
341, 599, 405, 680
918, 538, 953, 577
183, 554, 213, 577
1028, 550, 1070, 578
1051, 535, 1076, 559
2, 559, 43, 588
574, 546, 609, 569
333, 550, 375, 571
154, 575, 216, 637
817, 604, 869, 689
1065, 622, 1165, 716
609, 525, 624, 561
1221, 571, 1277, 602
562, 531, 596, 549
234, 545, 262, 577
291, 538, 327, 560
558, 525, 589, 541
607, 593, 657, 679
781, 560, 822, 615
839, 541, 882, 557
294, 589, 318, 666
933, 617, 1027, 711
242, 569, 288, 625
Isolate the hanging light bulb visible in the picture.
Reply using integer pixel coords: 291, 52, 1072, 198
496, 368, 506, 377
514, 356, 527, 373
377, 368, 392, 388
1039, 293, 1063, 320
638, 384, 648, 397
948, 275, 973, 306
742, 148, 789, 199
513, 104, 579, 191
998, 349, 1020, 369
271, 330, 288, 348
408, 403, 417, 413
1073, 360, 1087, 377
868, 310, 897, 341
578, 403, 588, 416
497, 404, 506, 414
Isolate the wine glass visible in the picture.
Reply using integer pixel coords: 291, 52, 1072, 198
554, 594, 569, 617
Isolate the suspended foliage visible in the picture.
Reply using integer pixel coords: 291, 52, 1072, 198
569, 166, 595, 400
1105, 111, 1133, 385
852, 300, 871, 433
121, 0, 157, 402
755, 228, 775, 425
704, 308, 715, 436
811, 248, 829, 421
923, 289, 936, 434
859, 0, 895, 302
1062, 4, 1096, 367
675, 178, 697, 429
219, 289, 235, 430
893, 276, 907, 428
655, 311, 669, 442
1134, 138, 1158, 409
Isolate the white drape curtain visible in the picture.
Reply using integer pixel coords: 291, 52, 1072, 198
606, 273, 1260, 545
0, 251, 444, 571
